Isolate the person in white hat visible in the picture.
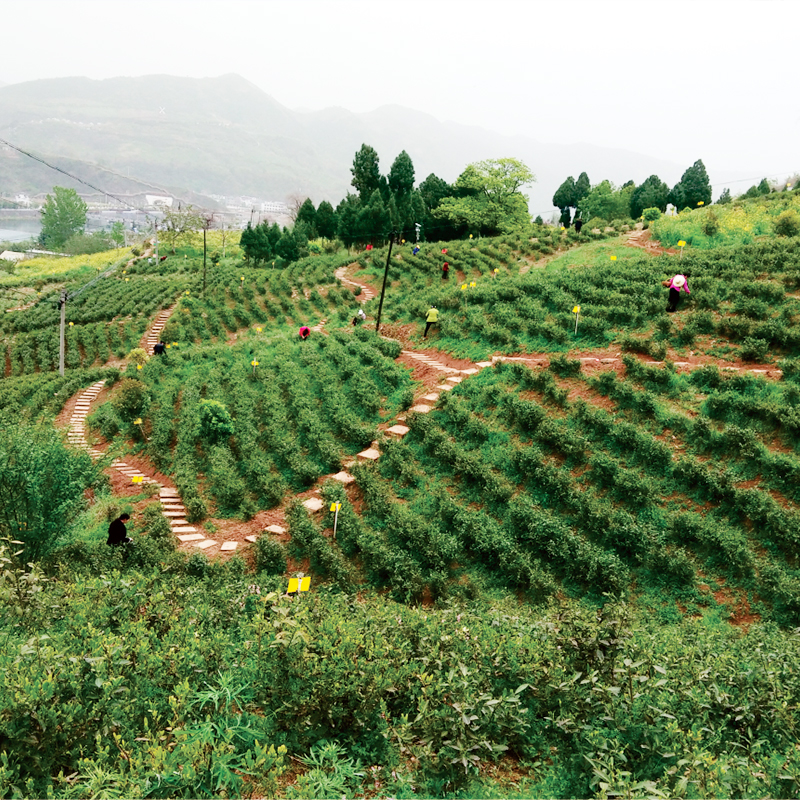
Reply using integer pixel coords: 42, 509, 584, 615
664, 273, 690, 313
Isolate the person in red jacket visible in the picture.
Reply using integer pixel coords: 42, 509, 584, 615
298, 326, 310, 340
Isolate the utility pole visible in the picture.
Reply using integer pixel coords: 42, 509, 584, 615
58, 290, 67, 376
375, 232, 396, 335
203, 221, 208, 294
154, 218, 159, 262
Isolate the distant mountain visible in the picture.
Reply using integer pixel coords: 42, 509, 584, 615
0, 74, 733, 214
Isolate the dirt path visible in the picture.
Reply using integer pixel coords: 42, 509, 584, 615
624, 227, 678, 256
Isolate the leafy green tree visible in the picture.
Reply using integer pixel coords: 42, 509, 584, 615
295, 199, 317, 236
40, 186, 87, 249
669, 159, 712, 210
350, 144, 382, 201
630, 175, 669, 219
388, 150, 415, 200
578, 180, 634, 222
417, 173, 457, 240
110, 221, 125, 247
0, 421, 97, 562
757, 178, 771, 196
717, 187, 732, 205
433, 157, 534, 236
160, 205, 206, 253
315, 200, 338, 239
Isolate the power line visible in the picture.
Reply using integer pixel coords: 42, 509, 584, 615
0, 136, 152, 214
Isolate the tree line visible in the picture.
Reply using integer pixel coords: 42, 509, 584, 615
552, 159, 713, 226
240, 146, 535, 263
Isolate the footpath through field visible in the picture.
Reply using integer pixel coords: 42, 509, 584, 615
56, 248, 784, 562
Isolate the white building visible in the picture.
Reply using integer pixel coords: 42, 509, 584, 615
146, 195, 174, 208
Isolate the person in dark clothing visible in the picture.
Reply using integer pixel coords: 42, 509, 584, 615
107, 513, 133, 546
442, 261, 449, 279
574, 218, 583, 233
153, 341, 166, 355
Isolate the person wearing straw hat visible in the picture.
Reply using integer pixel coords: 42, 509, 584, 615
663, 273, 690, 313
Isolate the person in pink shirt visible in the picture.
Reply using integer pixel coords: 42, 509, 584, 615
664, 273, 690, 313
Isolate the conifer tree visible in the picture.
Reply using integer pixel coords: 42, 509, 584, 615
350, 145, 381, 201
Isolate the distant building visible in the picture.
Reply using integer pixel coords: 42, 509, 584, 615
146, 195, 174, 208
14, 194, 31, 207
260, 201, 289, 214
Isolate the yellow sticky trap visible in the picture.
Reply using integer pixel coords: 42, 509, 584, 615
131, 476, 143, 484
461, 284, 467, 291
137, 364, 143, 370
256, 327, 262, 332
610, 256, 617, 261
330, 502, 341, 512
470, 281, 476, 287
287, 578, 298, 593
251, 360, 259, 367
134, 418, 142, 425
697, 201, 704, 206
678, 240, 686, 247
299, 577, 311, 592
572, 306, 581, 314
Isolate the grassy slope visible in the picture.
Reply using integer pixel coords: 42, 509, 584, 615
4, 227, 800, 797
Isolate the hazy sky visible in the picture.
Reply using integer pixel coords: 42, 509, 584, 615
3, 0, 798, 187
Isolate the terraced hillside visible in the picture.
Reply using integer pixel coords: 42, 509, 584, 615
2, 229, 800, 798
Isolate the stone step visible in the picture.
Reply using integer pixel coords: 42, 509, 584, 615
421, 393, 440, 403
245, 535, 259, 543
445, 376, 463, 384
177, 533, 205, 542
220, 542, 238, 551
332, 471, 355, 483
162, 511, 186, 517
169, 520, 190, 527
410, 404, 432, 414
386, 424, 409, 438
265, 524, 286, 535
460, 368, 479, 375
357, 447, 381, 461
436, 384, 454, 391
303, 497, 324, 512
476, 361, 493, 368
194, 539, 218, 549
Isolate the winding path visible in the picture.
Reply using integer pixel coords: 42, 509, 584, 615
58, 254, 784, 561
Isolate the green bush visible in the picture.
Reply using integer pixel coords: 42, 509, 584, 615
774, 210, 800, 237
254, 534, 287, 575
642, 207, 662, 222
198, 399, 235, 444
111, 378, 150, 419
0, 423, 98, 562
